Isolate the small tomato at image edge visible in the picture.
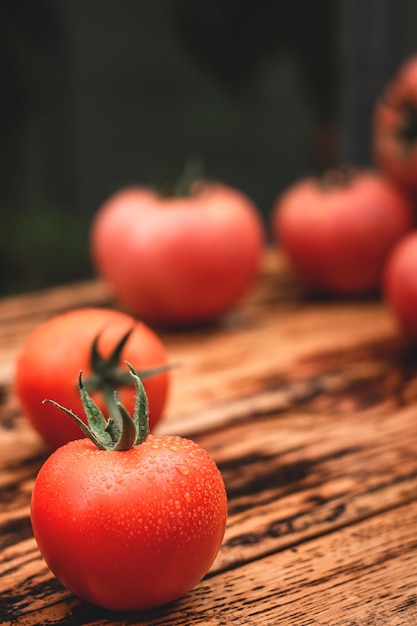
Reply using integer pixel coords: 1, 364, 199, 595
383, 230, 417, 343
373, 54, 417, 194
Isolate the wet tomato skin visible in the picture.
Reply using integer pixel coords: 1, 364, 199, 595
31, 435, 228, 611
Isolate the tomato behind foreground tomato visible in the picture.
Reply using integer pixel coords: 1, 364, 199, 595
31, 369, 228, 611
14, 308, 170, 450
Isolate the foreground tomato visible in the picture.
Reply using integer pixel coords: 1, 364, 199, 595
383, 231, 417, 342
373, 54, 417, 193
272, 168, 414, 296
31, 369, 227, 611
90, 181, 264, 326
15, 308, 170, 449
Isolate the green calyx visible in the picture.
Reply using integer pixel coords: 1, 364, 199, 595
43, 363, 149, 451
82, 327, 167, 419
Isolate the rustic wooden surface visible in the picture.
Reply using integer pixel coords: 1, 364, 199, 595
2, 251, 417, 625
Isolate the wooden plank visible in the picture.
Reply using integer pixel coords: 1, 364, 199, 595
0, 250, 402, 435
3, 375, 417, 623
3, 494, 417, 625
135, 499, 417, 625
2, 250, 417, 623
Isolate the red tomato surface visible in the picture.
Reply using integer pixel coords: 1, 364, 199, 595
14, 308, 169, 449
272, 169, 414, 296
31, 434, 227, 611
373, 54, 417, 193
383, 230, 417, 342
90, 182, 264, 326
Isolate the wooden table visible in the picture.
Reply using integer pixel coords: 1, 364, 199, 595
2, 251, 417, 625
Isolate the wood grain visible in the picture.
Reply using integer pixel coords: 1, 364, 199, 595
2, 251, 417, 625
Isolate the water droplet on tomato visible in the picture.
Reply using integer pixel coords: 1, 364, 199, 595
176, 465, 190, 476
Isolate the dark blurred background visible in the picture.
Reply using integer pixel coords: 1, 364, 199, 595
1, 0, 417, 296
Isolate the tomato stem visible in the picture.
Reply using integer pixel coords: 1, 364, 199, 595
174, 156, 204, 197
102, 385, 124, 432
318, 165, 358, 190
82, 327, 170, 426
43, 365, 150, 451
113, 393, 138, 450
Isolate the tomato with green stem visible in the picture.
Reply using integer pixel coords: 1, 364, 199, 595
31, 365, 228, 611
15, 308, 170, 450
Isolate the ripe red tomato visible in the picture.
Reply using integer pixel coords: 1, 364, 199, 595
31, 371, 227, 611
14, 307, 170, 450
272, 168, 414, 296
383, 231, 417, 342
373, 54, 417, 193
90, 181, 264, 326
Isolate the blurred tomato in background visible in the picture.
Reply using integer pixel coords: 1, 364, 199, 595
2, 0, 417, 297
